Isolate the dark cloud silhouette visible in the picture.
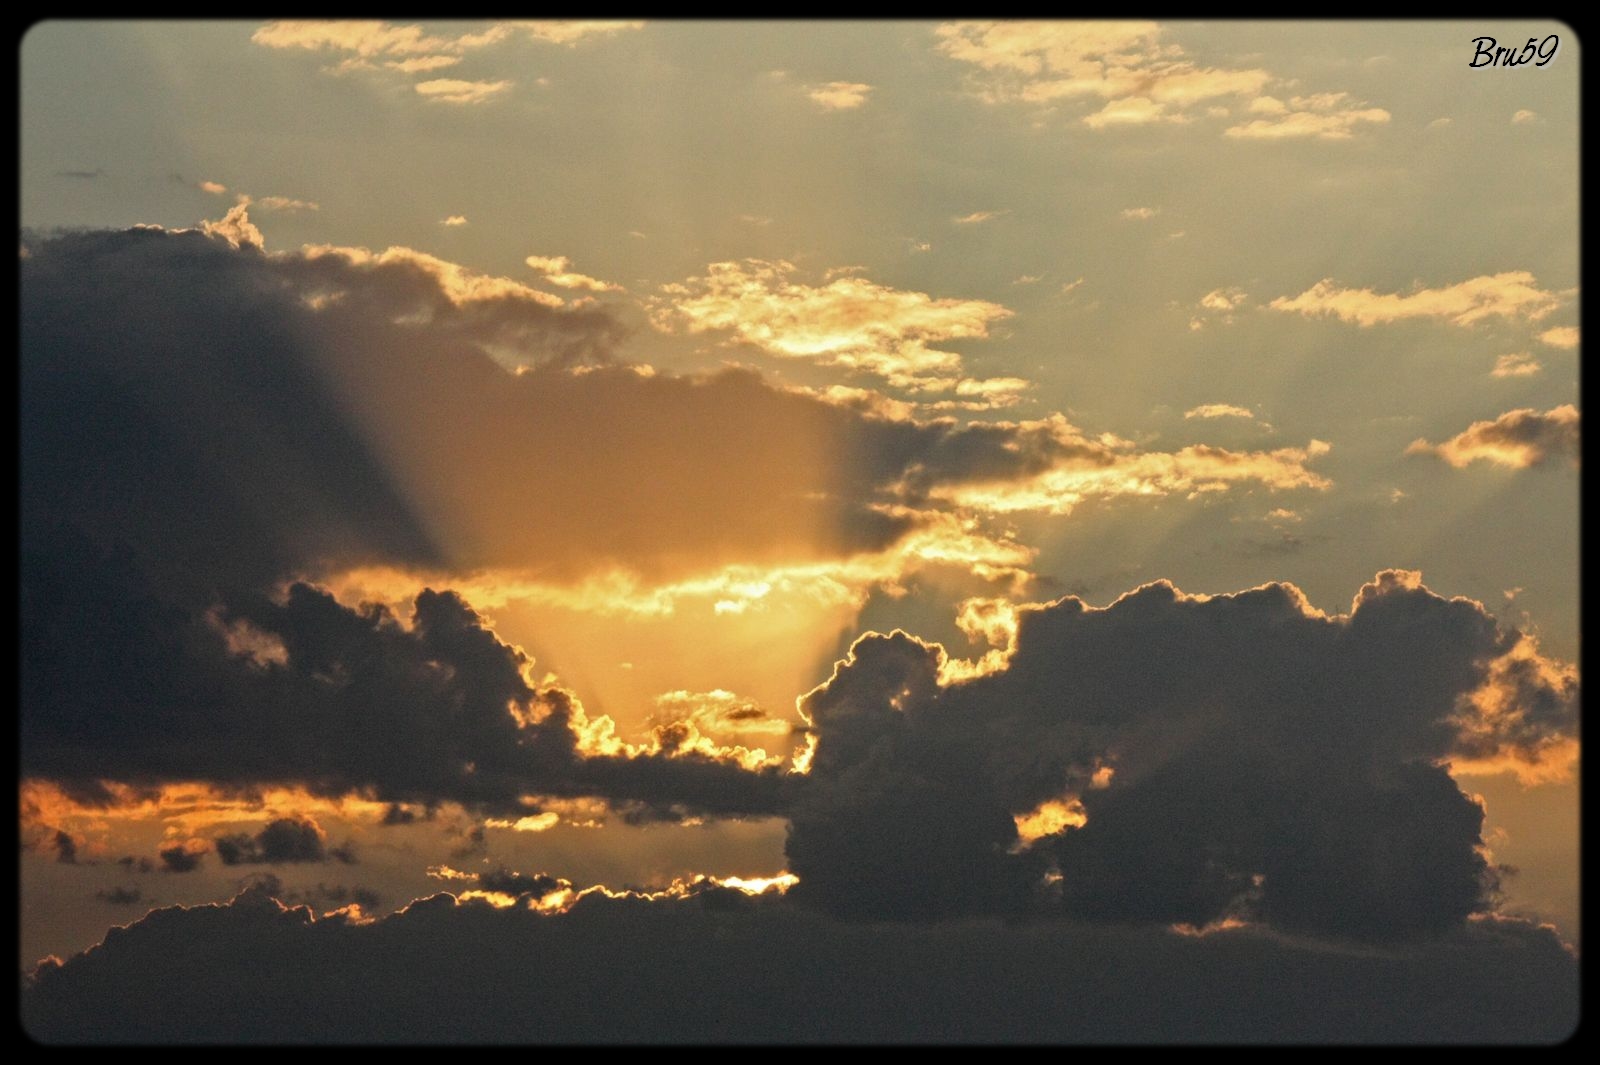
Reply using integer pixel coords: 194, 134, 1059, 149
117, 856, 155, 874
52, 830, 80, 865
22, 564, 790, 819
94, 887, 143, 906
215, 817, 346, 866
473, 868, 568, 899
20, 885, 1578, 1043
786, 572, 1578, 943
158, 842, 208, 874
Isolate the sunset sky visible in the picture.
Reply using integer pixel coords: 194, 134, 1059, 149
20, 20, 1579, 1042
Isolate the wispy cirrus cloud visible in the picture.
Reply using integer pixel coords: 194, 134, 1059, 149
414, 78, 512, 104
1270, 272, 1562, 327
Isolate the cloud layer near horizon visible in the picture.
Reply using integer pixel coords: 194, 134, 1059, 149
21, 882, 1578, 1043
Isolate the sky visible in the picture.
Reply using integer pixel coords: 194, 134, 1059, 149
18, 19, 1580, 1043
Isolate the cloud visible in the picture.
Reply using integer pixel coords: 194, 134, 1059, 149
198, 180, 227, 195
53, 829, 80, 864
807, 81, 873, 110
414, 78, 512, 104
785, 571, 1578, 941
159, 841, 209, 873
1119, 206, 1158, 220
514, 20, 645, 46
1537, 325, 1578, 349
934, 21, 1278, 131
525, 253, 623, 292
1491, 352, 1541, 378
1269, 272, 1561, 327
249, 195, 320, 213
953, 210, 1006, 225
199, 202, 264, 250
1511, 109, 1538, 124
440, 215, 468, 226
385, 55, 462, 74
654, 258, 1014, 391
215, 817, 351, 865
94, 887, 144, 906
1184, 404, 1253, 420
1225, 92, 1390, 139
21, 881, 1578, 1041
1407, 405, 1579, 469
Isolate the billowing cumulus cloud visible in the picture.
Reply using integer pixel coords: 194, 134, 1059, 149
1269, 272, 1561, 327
21, 883, 1578, 1042
786, 572, 1578, 942
1407, 405, 1580, 469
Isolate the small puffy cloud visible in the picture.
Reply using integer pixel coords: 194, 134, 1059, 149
1198, 288, 1245, 312
1270, 272, 1561, 327
525, 254, 623, 293
1407, 405, 1579, 469
1012, 274, 1042, 285
1184, 403, 1253, 420
159, 840, 209, 873
198, 180, 228, 195
1538, 325, 1579, 349
953, 210, 1006, 225
807, 81, 873, 110
414, 78, 512, 104
440, 215, 469, 226
1226, 92, 1390, 139
1120, 206, 1158, 220
1491, 352, 1541, 378
1511, 109, 1539, 124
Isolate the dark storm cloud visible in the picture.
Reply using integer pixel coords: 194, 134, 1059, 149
786, 572, 1578, 943
20, 884, 1578, 1043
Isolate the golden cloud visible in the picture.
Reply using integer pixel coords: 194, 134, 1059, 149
1270, 272, 1561, 327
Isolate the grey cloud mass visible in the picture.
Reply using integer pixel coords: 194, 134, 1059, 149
21, 883, 1578, 1043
